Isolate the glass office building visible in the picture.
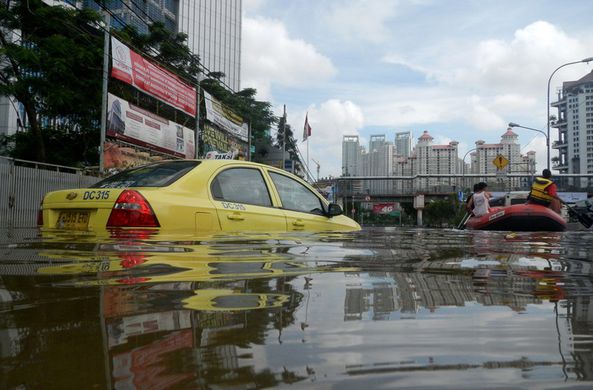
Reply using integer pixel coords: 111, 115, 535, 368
178, 0, 242, 92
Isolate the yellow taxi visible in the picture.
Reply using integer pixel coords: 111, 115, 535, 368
39, 159, 360, 234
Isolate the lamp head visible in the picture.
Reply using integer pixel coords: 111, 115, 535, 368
581, 57, 593, 63
508, 122, 519, 127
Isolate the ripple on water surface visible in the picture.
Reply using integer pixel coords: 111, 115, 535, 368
1, 227, 593, 388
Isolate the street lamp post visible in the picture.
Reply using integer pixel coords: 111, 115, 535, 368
508, 122, 549, 171
461, 148, 477, 190
462, 148, 477, 176
546, 57, 593, 170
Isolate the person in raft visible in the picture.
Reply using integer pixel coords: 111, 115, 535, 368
465, 183, 479, 213
527, 168, 561, 214
467, 182, 490, 217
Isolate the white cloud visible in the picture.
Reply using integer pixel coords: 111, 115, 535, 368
325, 0, 399, 44
293, 100, 364, 178
243, 0, 267, 13
241, 17, 336, 100
430, 21, 593, 96
465, 95, 506, 131
345, 21, 593, 147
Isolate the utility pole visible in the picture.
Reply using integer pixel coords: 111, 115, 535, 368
282, 105, 286, 170
99, 11, 111, 174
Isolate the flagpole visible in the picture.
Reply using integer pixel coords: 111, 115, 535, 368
307, 138, 310, 181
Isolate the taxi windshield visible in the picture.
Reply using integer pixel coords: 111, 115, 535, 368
91, 161, 200, 188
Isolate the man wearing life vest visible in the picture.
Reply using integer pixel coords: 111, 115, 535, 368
528, 169, 561, 214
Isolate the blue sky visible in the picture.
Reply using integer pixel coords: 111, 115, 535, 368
241, 0, 593, 178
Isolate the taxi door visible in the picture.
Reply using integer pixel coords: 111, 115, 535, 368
266, 171, 337, 232
210, 166, 287, 232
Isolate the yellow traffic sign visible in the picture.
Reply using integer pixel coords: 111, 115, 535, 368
493, 154, 509, 170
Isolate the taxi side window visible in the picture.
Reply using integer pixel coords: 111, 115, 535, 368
269, 172, 324, 215
211, 168, 272, 207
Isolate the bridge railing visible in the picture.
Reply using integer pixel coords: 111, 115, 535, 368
335, 174, 593, 198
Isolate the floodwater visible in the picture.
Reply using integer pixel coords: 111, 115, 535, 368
1, 227, 593, 389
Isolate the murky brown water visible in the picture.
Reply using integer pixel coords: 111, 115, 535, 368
1, 227, 593, 389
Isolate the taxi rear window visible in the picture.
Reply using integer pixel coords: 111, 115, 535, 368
92, 161, 200, 188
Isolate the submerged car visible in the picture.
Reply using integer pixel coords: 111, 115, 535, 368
39, 159, 360, 234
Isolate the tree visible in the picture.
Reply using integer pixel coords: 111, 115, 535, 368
275, 114, 299, 161
0, 0, 104, 162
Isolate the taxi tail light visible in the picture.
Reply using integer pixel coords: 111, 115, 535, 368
107, 190, 160, 228
119, 254, 148, 269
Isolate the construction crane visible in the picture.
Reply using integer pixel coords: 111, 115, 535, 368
311, 158, 320, 182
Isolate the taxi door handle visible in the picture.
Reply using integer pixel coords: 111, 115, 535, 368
227, 213, 245, 221
292, 220, 305, 227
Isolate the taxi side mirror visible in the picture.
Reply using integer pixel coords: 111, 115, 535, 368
327, 203, 343, 217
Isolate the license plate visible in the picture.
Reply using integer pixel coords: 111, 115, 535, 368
57, 211, 90, 230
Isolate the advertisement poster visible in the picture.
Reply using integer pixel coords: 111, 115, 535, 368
202, 122, 248, 160
111, 37, 196, 116
203, 91, 249, 142
372, 203, 398, 215
106, 93, 195, 160
103, 141, 166, 170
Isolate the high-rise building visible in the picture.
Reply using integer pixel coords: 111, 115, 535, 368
552, 71, 593, 185
471, 128, 535, 188
369, 136, 394, 194
395, 131, 412, 157
471, 128, 530, 175
342, 136, 360, 177
414, 130, 458, 189
178, 0, 242, 92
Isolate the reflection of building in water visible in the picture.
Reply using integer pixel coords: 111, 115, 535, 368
566, 298, 593, 379
563, 258, 593, 379
345, 270, 544, 319
344, 274, 399, 321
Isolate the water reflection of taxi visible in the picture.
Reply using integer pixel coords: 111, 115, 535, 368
181, 289, 289, 311
39, 160, 360, 234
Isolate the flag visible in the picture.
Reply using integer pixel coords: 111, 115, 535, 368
303, 113, 312, 141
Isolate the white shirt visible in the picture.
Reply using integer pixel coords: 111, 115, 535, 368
473, 192, 489, 217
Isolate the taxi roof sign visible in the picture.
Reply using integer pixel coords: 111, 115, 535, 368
493, 154, 509, 170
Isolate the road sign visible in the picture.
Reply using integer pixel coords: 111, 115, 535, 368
493, 154, 509, 170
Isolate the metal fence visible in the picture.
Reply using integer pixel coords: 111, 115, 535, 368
0, 156, 100, 228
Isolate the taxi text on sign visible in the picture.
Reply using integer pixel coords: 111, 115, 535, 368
493, 154, 509, 170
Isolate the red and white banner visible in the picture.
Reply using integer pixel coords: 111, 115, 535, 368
106, 93, 195, 159
111, 37, 196, 116
373, 203, 396, 215
303, 113, 312, 141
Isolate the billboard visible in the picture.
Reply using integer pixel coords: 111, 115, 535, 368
373, 203, 398, 215
103, 141, 168, 170
202, 122, 248, 160
203, 91, 248, 142
111, 37, 196, 116
106, 93, 195, 159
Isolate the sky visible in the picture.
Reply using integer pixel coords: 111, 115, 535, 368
239, 0, 593, 179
